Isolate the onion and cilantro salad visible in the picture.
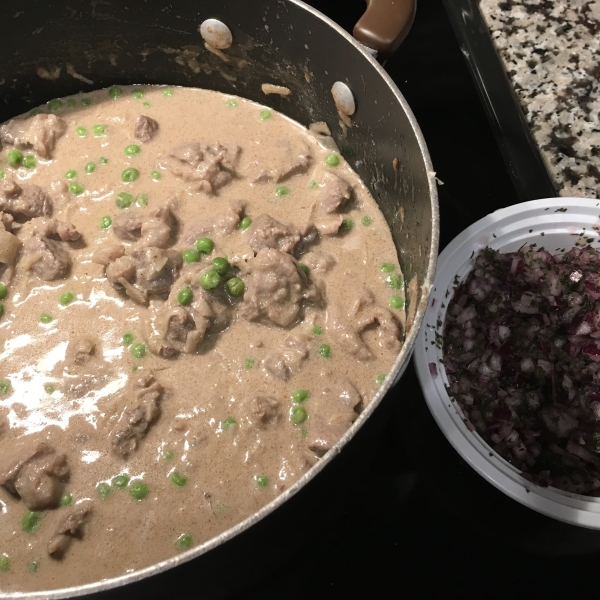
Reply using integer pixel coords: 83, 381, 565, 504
443, 244, 600, 496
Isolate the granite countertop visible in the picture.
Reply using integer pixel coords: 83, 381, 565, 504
479, 0, 600, 199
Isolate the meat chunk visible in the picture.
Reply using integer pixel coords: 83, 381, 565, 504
182, 201, 245, 244
241, 396, 281, 429
0, 178, 52, 219
240, 248, 312, 327
21, 234, 71, 280
247, 139, 311, 183
67, 338, 95, 365
300, 250, 337, 274
0, 441, 69, 510
47, 502, 93, 559
91, 244, 125, 266
158, 142, 240, 193
113, 206, 173, 248
317, 172, 352, 213
26, 217, 81, 241
263, 332, 310, 381
0, 211, 14, 232
248, 214, 301, 255
0, 113, 66, 158
0, 228, 21, 264
313, 214, 343, 236
134, 115, 159, 143
306, 374, 362, 457
110, 375, 164, 459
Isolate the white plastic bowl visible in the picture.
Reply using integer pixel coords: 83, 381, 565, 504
414, 197, 600, 529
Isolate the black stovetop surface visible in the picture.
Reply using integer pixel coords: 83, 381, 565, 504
93, 2, 600, 598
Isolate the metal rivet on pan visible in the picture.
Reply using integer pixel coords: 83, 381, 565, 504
199, 19, 233, 49
331, 81, 356, 117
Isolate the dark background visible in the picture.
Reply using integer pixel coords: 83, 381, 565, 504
89, 1, 600, 598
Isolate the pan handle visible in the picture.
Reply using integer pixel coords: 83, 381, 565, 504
353, 0, 416, 58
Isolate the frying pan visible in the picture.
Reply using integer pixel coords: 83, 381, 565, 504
0, 0, 438, 597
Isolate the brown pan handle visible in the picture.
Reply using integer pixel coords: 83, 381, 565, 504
353, 0, 417, 58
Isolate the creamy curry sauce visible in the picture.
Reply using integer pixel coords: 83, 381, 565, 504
0, 86, 404, 592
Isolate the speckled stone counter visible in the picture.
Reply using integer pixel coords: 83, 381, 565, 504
479, 0, 600, 198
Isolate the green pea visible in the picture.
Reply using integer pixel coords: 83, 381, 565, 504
85, 161, 96, 173
225, 99, 238, 108
376, 373, 386, 386
380, 262, 395, 273
40, 313, 53, 324
151, 170, 162, 181
245, 359, 254, 369
222, 417, 237, 429
60, 493, 73, 507
47, 99, 64, 112
291, 389, 309, 403
131, 366, 139, 372
0, 554, 10, 572
177, 287, 193, 306
92, 124, 106, 136
212, 257, 229, 276
389, 295, 404, 309
0, 381, 10, 394
170, 471, 187, 487
255, 475, 269, 488
163, 449, 174, 461
239, 217, 252, 230
308, 180, 317, 189
100, 216, 112, 229
0, 283, 6, 300
131, 343, 146, 359
319, 344, 331, 358
27, 560, 39, 573
29, 109, 43, 117
143, 101, 151, 108
66, 99, 76, 108
299, 263, 309, 275
340, 218, 353, 232
259, 109, 271, 120
65, 170, 77, 180
361, 215, 372, 226
388, 274, 403, 290
0, 168, 5, 179
290, 405, 307, 424
122, 333, 134, 346
0, 303, 4, 319
324, 152, 340, 167
196, 237, 214, 254
313, 325, 322, 336
121, 167, 139, 183
275, 185, 289, 196
112, 474, 129, 489
162, 88, 174, 97
115, 192, 134, 208
7, 149, 23, 167
200, 270, 220, 290
59, 292, 75, 306
129, 480, 148, 500
22, 155, 36, 169
109, 86, 123, 99
136, 193, 148, 207
226, 277, 245, 297
97, 482, 111, 499
21, 511, 42, 533
81, 98, 92, 107
125, 144, 141, 157
44, 384, 55, 394
75, 127, 88, 137
182, 249, 200, 263
132, 89, 144, 99
175, 533, 192, 550
99, 156, 109, 164
69, 182, 84, 195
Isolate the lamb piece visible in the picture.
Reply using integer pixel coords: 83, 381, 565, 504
0, 441, 69, 510
0, 113, 67, 158
113, 206, 173, 248
134, 115, 159, 143
110, 375, 164, 459
241, 396, 281, 429
47, 502, 93, 559
0, 179, 52, 219
318, 172, 352, 213
313, 214, 343, 236
262, 332, 310, 381
0, 228, 21, 264
21, 234, 71, 280
355, 307, 402, 354
240, 248, 311, 327
300, 249, 337, 274
91, 244, 125, 266
306, 374, 362, 457
0, 212, 14, 232
248, 214, 301, 255
247, 139, 311, 183
27, 217, 81, 241
67, 338, 95, 365
158, 142, 240, 193
182, 201, 245, 244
